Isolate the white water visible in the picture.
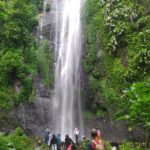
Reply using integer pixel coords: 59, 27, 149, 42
53, 0, 84, 139
38, 0, 51, 42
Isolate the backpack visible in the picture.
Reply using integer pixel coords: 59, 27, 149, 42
92, 140, 104, 150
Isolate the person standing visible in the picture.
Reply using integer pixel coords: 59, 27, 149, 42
44, 128, 50, 145
65, 134, 74, 150
91, 128, 105, 150
74, 127, 80, 144
110, 142, 119, 150
56, 133, 61, 150
48, 131, 52, 146
50, 134, 57, 150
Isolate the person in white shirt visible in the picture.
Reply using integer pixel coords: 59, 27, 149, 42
112, 147, 117, 150
74, 127, 80, 144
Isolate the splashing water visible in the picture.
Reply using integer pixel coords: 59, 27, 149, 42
53, 0, 84, 139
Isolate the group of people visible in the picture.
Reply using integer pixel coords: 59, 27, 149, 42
44, 127, 119, 150
44, 128, 80, 150
44, 128, 61, 150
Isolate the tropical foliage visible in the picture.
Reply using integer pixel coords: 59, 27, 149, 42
0, 128, 34, 150
0, 0, 40, 109
83, 0, 150, 147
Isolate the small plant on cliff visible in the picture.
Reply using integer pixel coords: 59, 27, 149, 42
46, 4, 51, 12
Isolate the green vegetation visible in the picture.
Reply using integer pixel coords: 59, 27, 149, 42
0, 0, 39, 110
117, 82, 150, 131
0, 2, 54, 145
36, 40, 54, 86
0, 0, 54, 111
83, 0, 150, 147
0, 0, 54, 144
0, 127, 34, 150
79, 139, 150, 150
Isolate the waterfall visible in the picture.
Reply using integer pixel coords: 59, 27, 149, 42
53, 0, 84, 139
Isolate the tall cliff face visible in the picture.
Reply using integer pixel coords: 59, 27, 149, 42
15, 77, 53, 138
0, 0, 55, 138
14, 0, 56, 138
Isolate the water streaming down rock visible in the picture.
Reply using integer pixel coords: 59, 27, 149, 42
53, 0, 84, 139
38, 0, 52, 42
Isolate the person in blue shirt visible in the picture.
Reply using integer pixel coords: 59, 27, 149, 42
56, 133, 61, 150
44, 128, 50, 145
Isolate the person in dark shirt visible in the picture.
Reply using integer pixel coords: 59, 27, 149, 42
50, 134, 57, 150
110, 141, 119, 150
65, 134, 74, 150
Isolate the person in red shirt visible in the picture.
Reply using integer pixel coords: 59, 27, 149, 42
91, 128, 105, 150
